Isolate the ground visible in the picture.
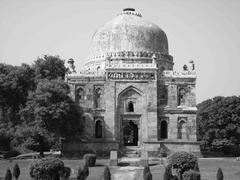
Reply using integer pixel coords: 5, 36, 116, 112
0, 158, 239, 180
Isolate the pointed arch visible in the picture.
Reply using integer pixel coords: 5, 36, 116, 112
118, 86, 143, 100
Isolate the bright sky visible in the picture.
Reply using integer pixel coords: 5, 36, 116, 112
0, 0, 240, 103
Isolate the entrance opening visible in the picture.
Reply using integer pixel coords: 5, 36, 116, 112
123, 120, 138, 146
160, 120, 168, 139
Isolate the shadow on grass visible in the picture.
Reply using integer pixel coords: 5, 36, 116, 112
118, 162, 130, 166
94, 164, 105, 167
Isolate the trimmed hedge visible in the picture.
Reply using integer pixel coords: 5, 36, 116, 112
163, 164, 173, 180
217, 168, 223, 180
168, 151, 197, 174
29, 157, 64, 180
183, 170, 200, 180
77, 161, 89, 180
83, 154, 96, 167
59, 166, 71, 180
4, 168, 12, 180
104, 166, 111, 180
13, 163, 20, 180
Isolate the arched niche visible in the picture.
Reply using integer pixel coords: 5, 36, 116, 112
118, 86, 143, 114
178, 88, 186, 106
76, 87, 85, 103
178, 118, 188, 139
160, 120, 168, 139
95, 88, 103, 108
95, 120, 103, 138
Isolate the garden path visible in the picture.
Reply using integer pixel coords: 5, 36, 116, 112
111, 166, 143, 180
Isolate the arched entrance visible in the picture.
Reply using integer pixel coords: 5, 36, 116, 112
118, 86, 143, 147
123, 120, 138, 146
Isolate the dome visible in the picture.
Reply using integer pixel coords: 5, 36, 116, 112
91, 8, 169, 56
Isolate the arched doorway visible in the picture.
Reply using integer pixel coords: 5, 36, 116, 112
123, 120, 138, 146
178, 120, 187, 139
160, 120, 168, 139
118, 86, 143, 147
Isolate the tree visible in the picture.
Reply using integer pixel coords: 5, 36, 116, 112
0, 63, 35, 126
0, 63, 35, 152
33, 55, 67, 81
197, 96, 240, 151
20, 79, 84, 156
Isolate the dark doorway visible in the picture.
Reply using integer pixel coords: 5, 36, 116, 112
95, 120, 103, 138
123, 120, 138, 146
160, 121, 168, 139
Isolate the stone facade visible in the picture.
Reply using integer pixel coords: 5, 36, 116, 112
63, 8, 200, 157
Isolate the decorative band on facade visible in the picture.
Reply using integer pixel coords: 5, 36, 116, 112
86, 51, 173, 62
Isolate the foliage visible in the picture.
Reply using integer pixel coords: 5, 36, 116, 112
77, 161, 89, 180
29, 157, 64, 180
0, 55, 75, 154
12, 163, 20, 180
59, 166, 71, 179
103, 166, 111, 180
182, 170, 200, 180
168, 151, 198, 179
143, 165, 150, 176
193, 162, 200, 172
197, 96, 240, 152
0, 63, 35, 136
19, 79, 83, 155
163, 164, 173, 180
217, 168, 223, 180
83, 154, 96, 167
0, 132, 11, 151
143, 165, 152, 180
3, 151, 20, 159
33, 55, 67, 81
4, 168, 12, 180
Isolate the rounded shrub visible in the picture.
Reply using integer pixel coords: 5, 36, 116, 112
163, 164, 173, 180
183, 170, 200, 180
83, 153, 96, 167
168, 151, 197, 174
13, 163, 20, 180
59, 166, 71, 180
77, 161, 89, 180
29, 157, 64, 180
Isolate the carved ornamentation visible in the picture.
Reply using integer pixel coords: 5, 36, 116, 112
107, 72, 155, 80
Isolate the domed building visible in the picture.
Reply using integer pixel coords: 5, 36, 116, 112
65, 8, 200, 157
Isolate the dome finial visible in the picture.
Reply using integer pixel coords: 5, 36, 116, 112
123, 8, 135, 12
119, 8, 142, 17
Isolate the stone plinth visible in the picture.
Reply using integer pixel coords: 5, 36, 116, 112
110, 151, 118, 166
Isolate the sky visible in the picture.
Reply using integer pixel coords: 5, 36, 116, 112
0, 0, 240, 103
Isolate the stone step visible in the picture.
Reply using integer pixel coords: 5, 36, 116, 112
118, 157, 142, 166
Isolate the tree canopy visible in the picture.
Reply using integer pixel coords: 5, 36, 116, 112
0, 55, 83, 155
197, 96, 240, 151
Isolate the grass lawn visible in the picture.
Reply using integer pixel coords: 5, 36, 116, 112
150, 158, 240, 180
0, 159, 108, 180
0, 158, 239, 179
